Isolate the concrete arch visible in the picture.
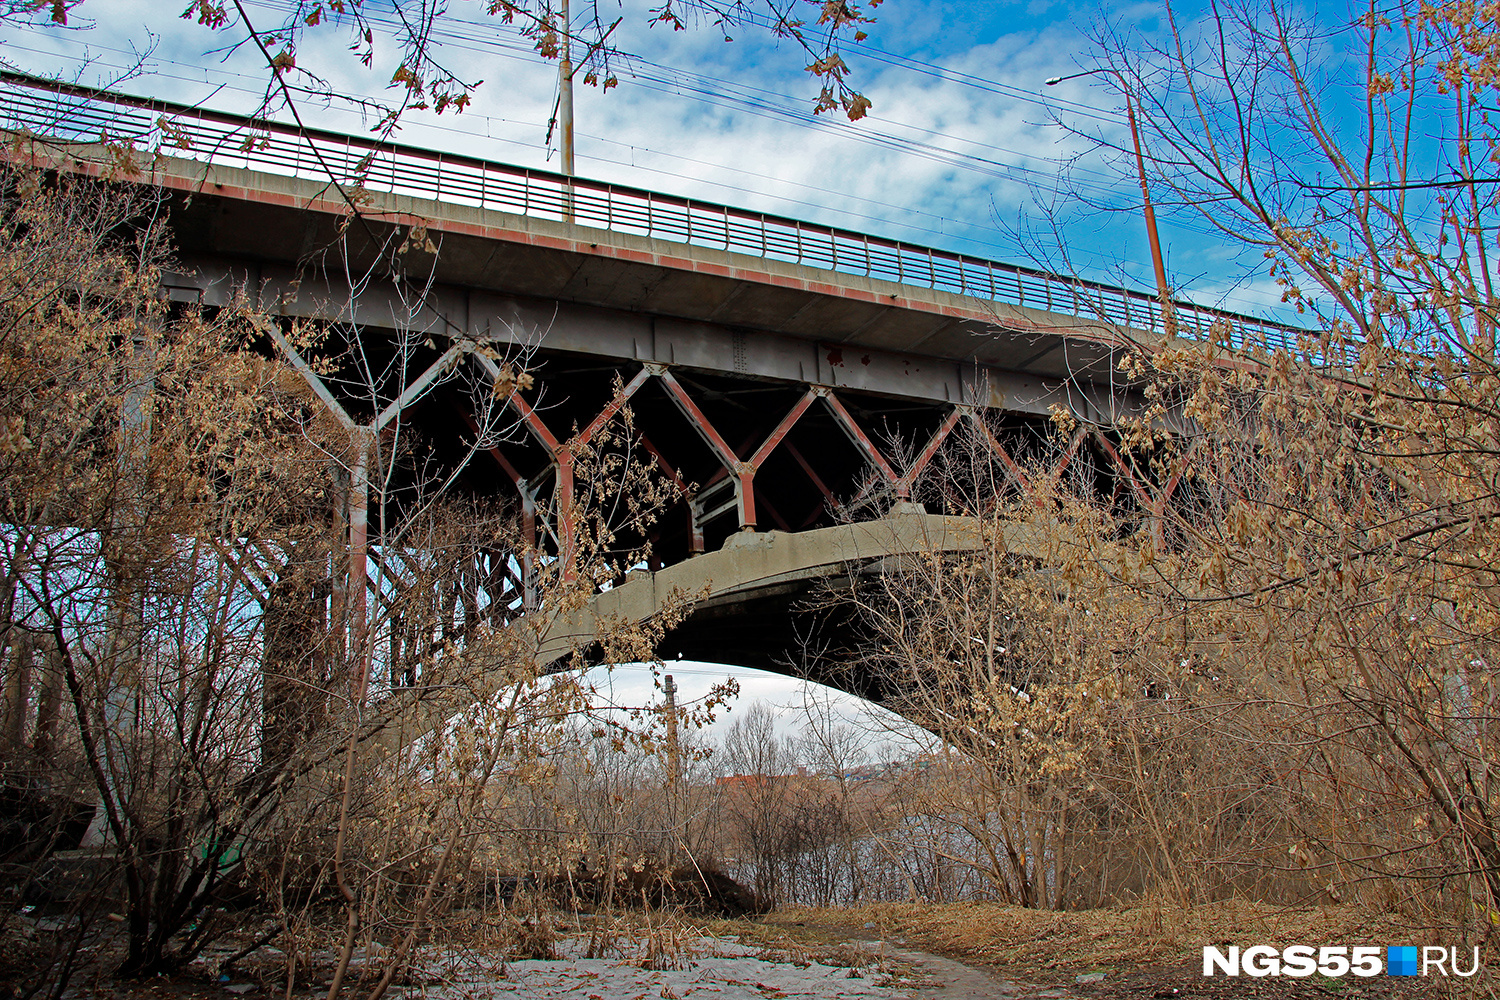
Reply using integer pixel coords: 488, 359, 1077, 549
538, 508, 1049, 686
374, 510, 1050, 754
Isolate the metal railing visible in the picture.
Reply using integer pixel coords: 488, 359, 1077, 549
0, 72, 1309, 353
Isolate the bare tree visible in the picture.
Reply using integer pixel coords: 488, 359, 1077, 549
166, 0, 880, 137
890, 0, 1500, 922
0, 165, 347, 984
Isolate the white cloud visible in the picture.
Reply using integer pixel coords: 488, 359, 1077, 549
0, 0, 1185, 288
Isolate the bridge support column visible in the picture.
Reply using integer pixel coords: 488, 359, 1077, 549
520, 488, 538, 610
346, 431, 371, 690
734, 466, 756, 530
729, 388, 819, 531
466, 409, 542, 609
689, 504, 706, 553
555, 449, 576, 581
502, 386, 578, 580
501, 364, 656, 581
636, 432, 699, 553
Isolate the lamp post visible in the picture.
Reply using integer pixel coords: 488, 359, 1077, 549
1047, 68, 1174, 338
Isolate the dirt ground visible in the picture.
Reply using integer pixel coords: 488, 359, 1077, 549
750, 901, 1476, 998
6, 901, 1486, 1000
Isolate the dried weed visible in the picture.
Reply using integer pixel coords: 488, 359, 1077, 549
771, 900, 1440, 974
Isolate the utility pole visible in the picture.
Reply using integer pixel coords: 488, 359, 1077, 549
558, 0, 575, 220
1122, 92, 1174, 339
1046, 69, 1174, 339
82, 328, 155, 848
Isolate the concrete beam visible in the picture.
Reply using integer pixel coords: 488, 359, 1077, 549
363, 510, 1052, 755
179, 256, 1143, 419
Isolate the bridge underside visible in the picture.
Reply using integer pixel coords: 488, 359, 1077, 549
16, 126, 1211, 729
155, 177, 1162, 570
152, 167, 1191, 716
620, 572, 896, 703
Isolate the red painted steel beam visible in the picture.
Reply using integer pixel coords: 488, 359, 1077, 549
671, 392, 831, 530
484, 444, 526, 490
757, 494, 792, 532
455, 404, 527, 488
900, 407, 963, 496
965, 413, 1030, 493
455, 402, 541, 602
1051, 426, 1088, 481
656, 368, 762, 530
519, 491, 538, 608
798, 501, 826, 530
738, 467, 757, 530
500, 388, 585, 576
726, 390, 820, 529
693, 425, 782, 532
1092, 431, 1154, 510
656, 369, 740, 471
1153, 442, 1196, 515
554, 452, 576, 580
574, 366, 651, 448
748, 389, 817, 469
785, 441, 838, 508
821, 391, 899, 486
638, 432, 699, 553
506, 390, 563, 454
695, 429, 764, 492
637, 432, 693, 497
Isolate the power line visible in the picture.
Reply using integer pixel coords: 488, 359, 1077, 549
0, 35, 1024, 253
0, 15, 1273, 309
6, 25, 1124, 201
645, 0, 1126, 124
0, 32, 1117, 227
241, 0, 1133, 195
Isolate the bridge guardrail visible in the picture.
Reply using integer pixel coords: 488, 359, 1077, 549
0, 72, 1311, 354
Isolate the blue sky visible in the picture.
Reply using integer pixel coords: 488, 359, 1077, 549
0, 0, 1294, 750
0, 0, 1291, 315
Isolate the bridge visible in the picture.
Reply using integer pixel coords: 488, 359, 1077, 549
0, 73, 1298, 715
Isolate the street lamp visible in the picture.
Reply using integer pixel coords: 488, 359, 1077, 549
1047, 68, 1174, 338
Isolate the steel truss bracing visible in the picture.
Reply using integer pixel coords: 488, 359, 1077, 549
245, 316, 1196, 693
102, 304, 1199, 701
0, 74, 1241, 697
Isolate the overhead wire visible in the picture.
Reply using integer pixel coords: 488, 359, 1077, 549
4, 25, 1121, 204
0, 33, 1092, 228
0, 7, 1267, 302
238, 0, 1134, 195
0, 35, 1033, 258
235, 1, 1246, 247
235, 0, 1251, 263
666, 0, 1124, 124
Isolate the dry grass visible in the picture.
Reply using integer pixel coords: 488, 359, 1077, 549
765, 900, 1430, 974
